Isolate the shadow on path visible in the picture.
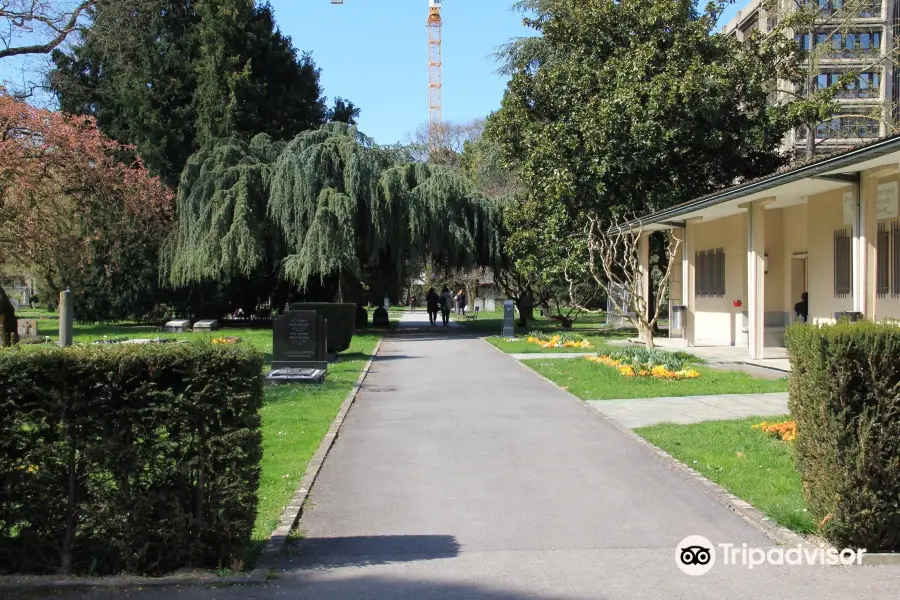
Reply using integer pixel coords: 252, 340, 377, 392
288, 534, 460, 570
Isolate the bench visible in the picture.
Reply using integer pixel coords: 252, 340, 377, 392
463, 306, 480, 321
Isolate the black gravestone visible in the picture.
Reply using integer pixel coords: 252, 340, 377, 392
268, 311, 328, 382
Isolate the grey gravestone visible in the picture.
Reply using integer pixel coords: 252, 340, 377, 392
194, 319, 219, 331
502, 299, 516, 338
267, 311, 328, 384
383, 296, 390, 310
17, 319, 38, 340
164, 319, 192, 333
59, 290, 74, 348
486, 298, 496, 312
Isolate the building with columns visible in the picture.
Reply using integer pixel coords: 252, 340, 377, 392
721, 0, 896, 158
626, 133, 900, 360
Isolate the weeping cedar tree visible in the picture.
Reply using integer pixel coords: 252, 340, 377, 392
164, 124, 501, 311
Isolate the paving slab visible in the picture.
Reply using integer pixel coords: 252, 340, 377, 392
589, 393, 789, 429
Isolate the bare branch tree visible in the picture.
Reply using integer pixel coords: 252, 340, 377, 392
407, 119, 485, 165
0, 1, 94, 59
583, 215, 680, 348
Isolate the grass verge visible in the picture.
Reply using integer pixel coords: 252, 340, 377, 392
636, 416, 815, 534
526, 355, 788, 399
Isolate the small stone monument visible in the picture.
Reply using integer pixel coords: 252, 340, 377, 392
17, 319, 38, 340
266, 311, 328, 384
502, 299, 516, 338
59, 290, 74, 348
164, 319, 192, 333
486, 298, 496, 312
194, 319, 219, 332
383, 296, 390, 310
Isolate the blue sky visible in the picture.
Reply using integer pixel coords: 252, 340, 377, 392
273, 0, 749, 145
0, 0, 751, 146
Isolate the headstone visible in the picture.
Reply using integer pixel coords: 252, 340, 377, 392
383, 296, 390, 310
486, 298, 496, 312
59, 290, 73, 348
502, 299, 516, 338
164, 319, 192, 333
17, 319, 38, 340
194, 319, 219, 332
266, 311, 328, 383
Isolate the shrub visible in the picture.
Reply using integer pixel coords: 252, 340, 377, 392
0, 343, 264, 575
289, 302, 355, 353
786, 322, 900, 552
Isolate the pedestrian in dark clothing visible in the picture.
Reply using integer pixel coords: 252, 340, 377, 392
426, 288, 440, 326
794, 292, 808, 323
440, 286, 453, 326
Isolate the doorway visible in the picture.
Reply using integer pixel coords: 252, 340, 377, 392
791, 257, 807, 322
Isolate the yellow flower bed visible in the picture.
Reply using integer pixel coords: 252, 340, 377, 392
752, 420, 797, 442
211, 337, 240, 345
525, 335, 592, 349
585, 355, 700, 380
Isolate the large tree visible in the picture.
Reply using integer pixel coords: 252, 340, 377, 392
49, 0, 331, 187
164, 124, 501, 314
488, 0, 814, 218
0, 91, 172, 344
487, 0, 819, 327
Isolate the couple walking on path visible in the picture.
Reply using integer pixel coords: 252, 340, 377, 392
426, 287, 453, 327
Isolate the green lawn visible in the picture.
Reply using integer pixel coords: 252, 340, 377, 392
456, 309, 636, 342
527, 355, 788, 400
6, 319, 381, 569
486, 332, 631, 354
637, 417, 815, 534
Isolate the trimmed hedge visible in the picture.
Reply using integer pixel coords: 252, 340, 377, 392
0, 343, 264, 575
786, 322, 900, 552
289, 303, 355, 353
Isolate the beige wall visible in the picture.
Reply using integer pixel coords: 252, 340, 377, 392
689, 214, 746, 345
806, 188, 853, 323
867, 172, 900, 320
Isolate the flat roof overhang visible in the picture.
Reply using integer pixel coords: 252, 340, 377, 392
621, 136, 900, 233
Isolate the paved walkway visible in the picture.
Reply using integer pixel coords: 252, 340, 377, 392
589, 393, 789, 429
399, 310, 462, 329
33, 335, 900, 599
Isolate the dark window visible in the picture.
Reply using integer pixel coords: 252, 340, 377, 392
814, 30, 881, 56
696, 248, 725, 298
834, 227, 852, 298
879, 220, 900, 298
795, 33, 811, 51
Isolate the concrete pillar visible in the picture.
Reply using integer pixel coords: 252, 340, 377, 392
638, 232, 650, 322
684, 220, 697, 347
59, 289, 73, 348
853, 187, 866, 314
747, 203, 766, 360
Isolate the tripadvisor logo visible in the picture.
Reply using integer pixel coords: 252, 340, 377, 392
676, 536, 867, 575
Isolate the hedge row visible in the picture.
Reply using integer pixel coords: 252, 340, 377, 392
0, 343, 264, 575
786, 322, 900, 552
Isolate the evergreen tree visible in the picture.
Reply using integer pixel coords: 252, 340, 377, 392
165, 124, 501, 311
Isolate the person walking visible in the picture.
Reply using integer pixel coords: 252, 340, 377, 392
440, 286, 453, 326
426, 287, 440, 327
456, 288, 467, 317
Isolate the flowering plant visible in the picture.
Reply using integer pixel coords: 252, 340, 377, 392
752, 420, 797, 442
585, 354, 700, 380
211, 337, 241, 345
524, 331, 593, 349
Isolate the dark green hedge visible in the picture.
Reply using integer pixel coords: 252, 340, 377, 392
289, 303, 355, 353
786, 322, 900, 552
0, 343, 264, 575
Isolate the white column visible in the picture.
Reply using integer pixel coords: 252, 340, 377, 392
638, 232, 651, 323
747, 203, 766, 360
684, 220, 698, 347
854, 187, 867, 314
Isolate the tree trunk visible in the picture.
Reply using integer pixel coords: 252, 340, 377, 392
638, 321, 656, 349
516, 290, 534, 327
0, 284, 18, 347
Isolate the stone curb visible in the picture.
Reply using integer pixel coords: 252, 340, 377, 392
479, 340, 827, 553
0, 337, 385, 592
